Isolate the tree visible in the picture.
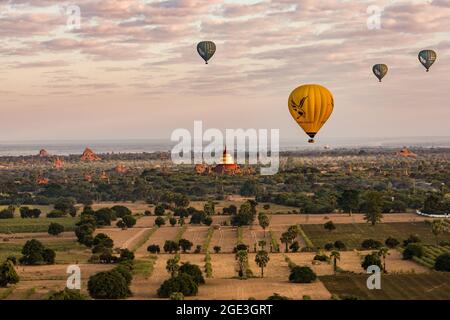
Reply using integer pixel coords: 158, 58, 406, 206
119, 249, 135, 262
20, 239, 55, 265
88, 270, 130, 299
166, 255, 180, 277
178, 239, 193, 253
174, 194, 189, 208
155, 216, 166, 227
334, 240, 346, 251
20, 207, 41, 218
204, 216, 213, 226
324, 221, 336, 232
0, 206, 14, 219
235, 250, 248, 279
360, 191, 383, 226
280, 232, 290, 253
289, 266, 317, 283
361, 252, 382, 270
48, 223, 64, 236
385, 237, 400, 248
258, 213, 270, 236
179, 263, 205, 285
213, 246, 221, 253
54, 197, 77, 217
147, 244, 160, 254
203, 201, 215, 215
111, 205, 132, 218
258, 240, 266, 250
164, 240, 179, 254
0, 260, 19, 287
169, 217, 177, 226
330, 250, 340, 274
378, 247, 390, 272
94, 208, 114, 226
361, 239, 382, 250
231, 202, 256, 227
289, 241, 300, 252
337, 189, 360, 215
157, 274, 198, 298
434, 253, 450, 272
430, 220, 445, 245
255, 250, 270, 278
154, 204, 165, 216
122, 215, 136, 228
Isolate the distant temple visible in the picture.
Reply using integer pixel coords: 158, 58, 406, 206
80, 148, 101, 161
397, 148, 417, 158
115, 164, 128, 174
195, 148, 243, 175
37, 176, 49, 185
53, 157, 64, 169
39, 149, 49, 157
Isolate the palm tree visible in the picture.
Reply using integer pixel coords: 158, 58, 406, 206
258, 240, 267, 250
255, 250, 270, 278
378, 247, 390, 273
280, 232, 290, 253
258, 213, 270, 237
330, 251, 340, 274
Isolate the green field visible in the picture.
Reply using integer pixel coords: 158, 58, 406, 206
413, 245, 450, 269
0, 240, 90, 263
320, 273, 450, 300
0, 217, 79, 233
301, 222, 450, 250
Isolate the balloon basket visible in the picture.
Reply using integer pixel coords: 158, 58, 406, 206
308, 139, 315, 143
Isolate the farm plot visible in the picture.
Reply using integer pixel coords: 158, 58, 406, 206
240, 227, 267, 251
134, 216, 157, 228
320, 273, 450, 300
135, 226, 181, 256
0, 264, 113, 300
129, 255, 171, 299
301, 222, 449, 250
413, 245, 450, 269
181, 226, 209, 250
0, 232, 75, 244
0, 217, 79, 233
94, 227, 147, 249
209, 227, 238, 253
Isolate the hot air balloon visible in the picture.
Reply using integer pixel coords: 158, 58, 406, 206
418, 50, 437, 72
372, 64, 388, 82
197, 41, 216, 64
288, 84, 334, 143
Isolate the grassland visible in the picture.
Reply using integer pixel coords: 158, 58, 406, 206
320, 273, 450, 300
301, 222, 450, 249
0, 217, 79, 233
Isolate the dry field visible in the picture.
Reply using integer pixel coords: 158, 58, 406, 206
209, 227, 238, 253
135, 226, 182, 256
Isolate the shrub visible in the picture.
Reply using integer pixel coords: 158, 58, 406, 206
267, 293, 291, 300
154, 205, 165, 216
20, 207, 41, 218
402, 244, 424, 260
403, 234, 421, 247
157, 274, 198, 298
88, 270, 131, 299
147, 244, 160, 254
179, 239, 193, 253
324, 221, 336, 231
169, 217, 177, 226
213, 246, 221, 254
288, 266, 317, 283
385, 237, 400, 248
47, 288, 87, 300
0, 206, 15, 219
113, 265, 133, 286
334, 241, 346, 251
324, 243, 334, 251
361, 239, 382, 250
434, 253, 450, 272
313, 254, 329, 262
0, 260, 19, 287
170, 292, 184, 300
179, 263, 205, 285
361, 252, 382, 270
48, 223, 64, 236
289, 241, 300, 252
46, 210, 67, 218
119, 249, 135, 262
164, 240, 179, 253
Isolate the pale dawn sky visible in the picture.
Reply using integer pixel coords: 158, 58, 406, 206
0, 0, 449, 141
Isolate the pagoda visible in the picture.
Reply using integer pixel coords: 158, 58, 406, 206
80, 148, 101, 161
39, 149, 49, 157
213, 148, 240, 174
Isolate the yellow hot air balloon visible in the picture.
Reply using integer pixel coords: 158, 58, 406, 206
288, 84, 334, 143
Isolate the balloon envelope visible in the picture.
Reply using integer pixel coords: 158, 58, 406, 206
288, 84, 334, 143
197, 41, 216, 64
418, 50, 437, 72
372, 64, 388, 82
